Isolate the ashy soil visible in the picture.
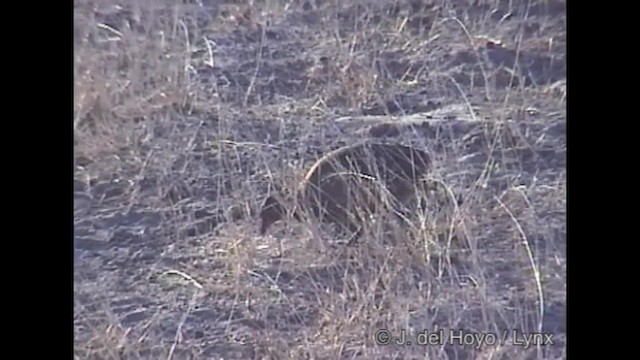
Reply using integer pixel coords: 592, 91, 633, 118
74, 0, 566, 359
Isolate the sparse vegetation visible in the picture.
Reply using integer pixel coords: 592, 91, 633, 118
74, 0, 566, 359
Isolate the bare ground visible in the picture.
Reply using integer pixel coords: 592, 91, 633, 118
74, 0, 566, 359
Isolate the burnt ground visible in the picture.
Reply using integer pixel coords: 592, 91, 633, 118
74, 0, 566, 359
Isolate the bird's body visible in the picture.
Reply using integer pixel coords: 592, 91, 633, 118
260, 141, 432, 242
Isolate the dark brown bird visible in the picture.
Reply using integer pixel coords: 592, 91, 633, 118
259, 141, 432, 243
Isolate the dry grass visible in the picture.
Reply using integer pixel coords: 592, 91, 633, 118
74, 0, 566, 359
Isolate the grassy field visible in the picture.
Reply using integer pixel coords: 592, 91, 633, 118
74, 0, 566, 359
